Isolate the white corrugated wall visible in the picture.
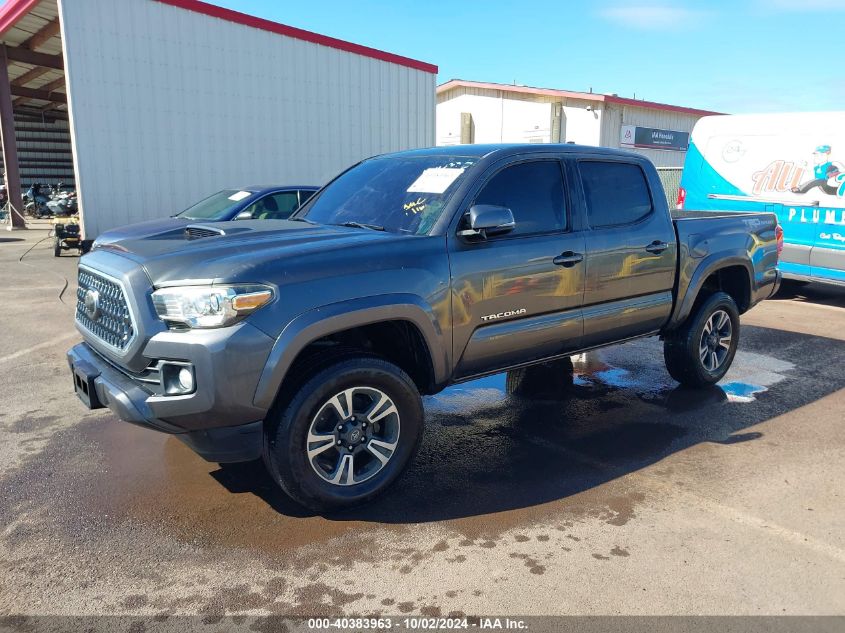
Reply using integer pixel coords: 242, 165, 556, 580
58, 0, 436, 238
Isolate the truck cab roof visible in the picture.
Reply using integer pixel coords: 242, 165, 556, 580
381, 143, 644, 161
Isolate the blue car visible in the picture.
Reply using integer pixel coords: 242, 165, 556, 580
91, 185, 319, 250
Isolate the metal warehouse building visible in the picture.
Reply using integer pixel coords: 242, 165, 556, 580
436, 79, 720, 168
0, 0, 437, 236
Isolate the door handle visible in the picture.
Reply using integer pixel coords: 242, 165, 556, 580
553, 251, 584, 267
645, 240, 669, 254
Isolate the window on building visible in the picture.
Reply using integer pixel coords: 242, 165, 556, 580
473, 161, 566, 236
580, 161, 653, 228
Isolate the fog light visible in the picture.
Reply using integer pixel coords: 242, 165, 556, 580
160, 362, 195, 395
178, 367, 194, 392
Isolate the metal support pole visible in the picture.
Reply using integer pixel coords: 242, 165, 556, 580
0, 45, 25, 229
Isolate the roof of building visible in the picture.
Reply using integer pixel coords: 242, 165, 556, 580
0, 0, 438, 74
438, 79, 722, 117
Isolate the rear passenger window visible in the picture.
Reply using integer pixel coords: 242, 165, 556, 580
581, 161, 653, 228
473, 161, 566, 236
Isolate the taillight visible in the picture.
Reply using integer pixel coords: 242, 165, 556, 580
775, 224, 784, 258
676, 186, 686, 210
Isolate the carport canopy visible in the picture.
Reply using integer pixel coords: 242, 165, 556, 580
0, 0, 66, 228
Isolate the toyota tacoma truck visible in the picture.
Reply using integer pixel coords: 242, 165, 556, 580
68, 144, 782, 511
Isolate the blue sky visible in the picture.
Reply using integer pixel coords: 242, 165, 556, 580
212, 0, 844, 114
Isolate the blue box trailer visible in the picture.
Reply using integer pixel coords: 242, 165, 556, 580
678, 112, 845, 285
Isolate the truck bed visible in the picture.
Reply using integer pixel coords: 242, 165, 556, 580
666, 208, 780, 330
671, 209, 769, 221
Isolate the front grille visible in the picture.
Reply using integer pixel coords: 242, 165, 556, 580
76, 268, 136, 351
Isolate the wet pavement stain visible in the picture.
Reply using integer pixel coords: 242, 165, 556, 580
120, 595, 148, 609
3, 325, 845, 614
0, 334, 821, 546
3, 410, 60, 434
509, 552, 546, 575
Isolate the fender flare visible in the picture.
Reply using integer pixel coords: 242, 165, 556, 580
252, 294, 449, 410
669, 253, 754, 328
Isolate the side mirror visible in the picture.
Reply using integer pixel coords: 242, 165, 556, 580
234, 210, 253, 220
458, 204, 515, 240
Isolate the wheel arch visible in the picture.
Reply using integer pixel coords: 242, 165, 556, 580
668, 254, 754, 330
253, 294, 449, 410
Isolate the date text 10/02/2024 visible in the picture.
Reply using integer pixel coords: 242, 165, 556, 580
306, 617, 529, 630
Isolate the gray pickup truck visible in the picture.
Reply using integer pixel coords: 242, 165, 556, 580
68, 144, 782, 511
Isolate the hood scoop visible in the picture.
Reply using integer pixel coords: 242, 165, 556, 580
185, 224, 227, 240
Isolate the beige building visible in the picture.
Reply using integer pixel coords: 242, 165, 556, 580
436, 79, 721, 168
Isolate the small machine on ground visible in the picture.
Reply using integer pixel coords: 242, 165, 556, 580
53, 216, 81, 257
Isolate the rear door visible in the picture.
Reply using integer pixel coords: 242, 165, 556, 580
576, 159, 677, 347
449, 157, 586, 378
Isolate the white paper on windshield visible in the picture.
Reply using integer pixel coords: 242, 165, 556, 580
407, 168, 465, 194
228, 191, 251, 201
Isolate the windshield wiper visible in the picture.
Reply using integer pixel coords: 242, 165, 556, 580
335, 221, 385, 232
288, 216, 317, 224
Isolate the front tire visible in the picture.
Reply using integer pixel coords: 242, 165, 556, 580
263, 356, 424, 512
663, 291, 739, 387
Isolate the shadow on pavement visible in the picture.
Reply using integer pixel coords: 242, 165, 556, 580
210, 324, 845, 524
773, 279, 845, 308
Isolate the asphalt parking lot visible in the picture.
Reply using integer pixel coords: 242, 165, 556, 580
1, 223, 844, 617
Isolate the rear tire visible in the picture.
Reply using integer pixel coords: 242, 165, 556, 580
263, 356, 424, 512
663, 291, 739, 387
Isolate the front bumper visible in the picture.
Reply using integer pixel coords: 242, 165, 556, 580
67, 330, 270, 463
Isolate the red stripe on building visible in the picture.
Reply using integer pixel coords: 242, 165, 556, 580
155, 0, 438, 74
0, 0, 41, 37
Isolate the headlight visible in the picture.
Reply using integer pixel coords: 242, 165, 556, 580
151, 284, 274, 328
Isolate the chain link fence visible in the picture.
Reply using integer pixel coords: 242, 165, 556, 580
656, 168, 683, 208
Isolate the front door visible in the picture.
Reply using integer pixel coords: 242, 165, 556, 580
449, 158, 586, 379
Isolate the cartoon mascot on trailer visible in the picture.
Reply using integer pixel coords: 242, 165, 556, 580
791, 145, 845, 196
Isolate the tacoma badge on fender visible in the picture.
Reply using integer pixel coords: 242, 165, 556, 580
481, 308, 527, 322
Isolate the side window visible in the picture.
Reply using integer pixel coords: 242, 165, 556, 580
473, 161, 566, 236
250, 192, 300, 220
298, 189, 315, 205
580, 161, 653, 228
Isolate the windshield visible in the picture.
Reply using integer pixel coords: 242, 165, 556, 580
176, 189, 254, 220
297, 156, 477, 234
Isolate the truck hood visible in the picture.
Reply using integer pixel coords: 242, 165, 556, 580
95, 219, 409, 285
93, 217, 191, 247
